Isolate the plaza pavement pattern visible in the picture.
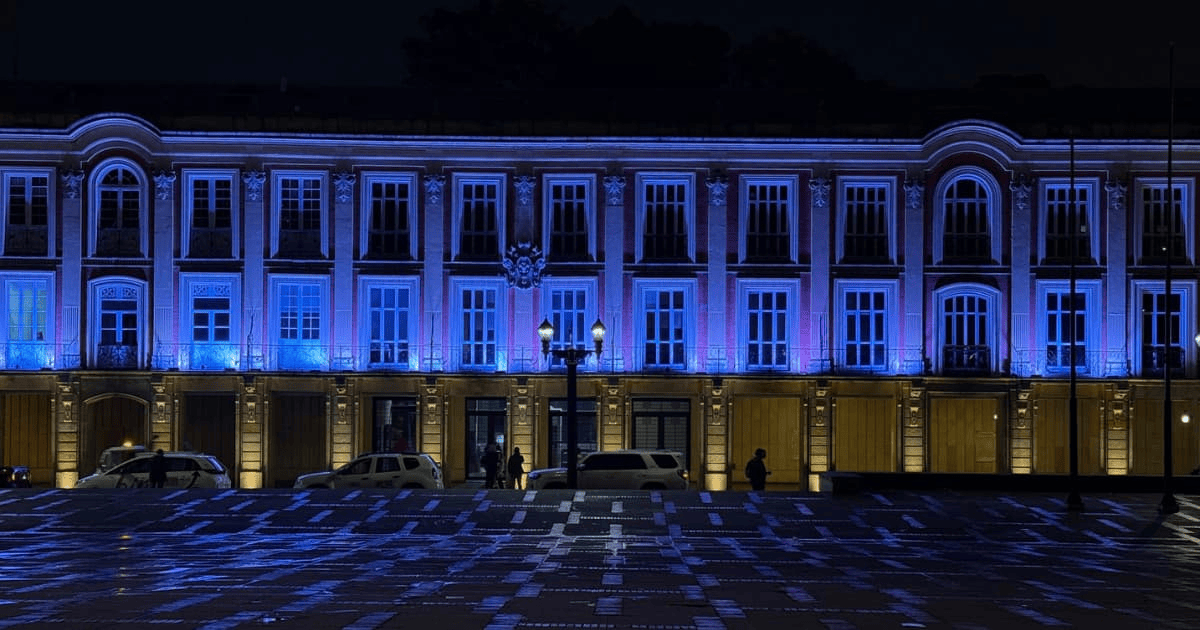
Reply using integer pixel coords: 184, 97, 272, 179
0, 488, 1197, 629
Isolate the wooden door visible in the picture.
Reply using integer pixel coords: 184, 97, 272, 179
732, 396, 803, 486
81, 396, 147, 477
1130, 399, 1198, 475
1033, 397, 1103, 474
2, 393, 53, 486
833, 396, 896, 472
929, 397, 1001, 473
269, 394, 327, 488
182, 394, 238, 485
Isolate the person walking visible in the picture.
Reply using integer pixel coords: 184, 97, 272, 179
507, 447, 526, 489
149, 449, 168, 488
745, 448, 770, 491
481, 442, 501, 489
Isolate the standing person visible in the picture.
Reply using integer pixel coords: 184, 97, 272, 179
481, 442, 501, 489
745, 448, 770, 491
149, 449, 168, 488
507, 447, 526, 489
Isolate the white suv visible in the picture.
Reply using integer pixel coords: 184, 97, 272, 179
75, 452, 232, 489
294, 452, 443, 489
526, 450, 689, 490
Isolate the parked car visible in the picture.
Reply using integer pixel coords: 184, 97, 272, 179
293, 452, 444, 489
1, 465, 31, 488
525, 450, 689, 490
95, 444, 148, 474
75, 452, 231, 489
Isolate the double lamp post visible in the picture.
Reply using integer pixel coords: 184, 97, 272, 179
538, 318, 606, 489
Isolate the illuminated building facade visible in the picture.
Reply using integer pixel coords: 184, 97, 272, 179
1, 113, 1198, 489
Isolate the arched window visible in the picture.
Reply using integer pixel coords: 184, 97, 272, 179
933, 284, 1000, 374
934, 167, 1002, 264
89, 277, 147, 369
89, 160, 148, 258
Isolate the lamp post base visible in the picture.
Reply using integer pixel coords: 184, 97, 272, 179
1160, 492, 1180, 515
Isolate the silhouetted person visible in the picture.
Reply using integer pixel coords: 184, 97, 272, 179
149, 449, 168, 488
481, 442, 501, 489
745, 448, 769, 491
507, 447, 526, 489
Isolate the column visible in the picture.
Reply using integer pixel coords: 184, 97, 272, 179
705, 174, 729, 372
332, 171, 356, 369
59, 169, 84, 368
153, 170, 177, 368
602, 175, 625, 372
423, 174, 446, 372
902, 178, 925, 373
242, 170, 266, 370
508, 175, 538, 371
1104, 178, 1129, 376
1009, 174, 1033, 375
808, 177, 831, 371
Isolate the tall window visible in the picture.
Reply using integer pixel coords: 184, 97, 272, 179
840, 180, 891, 262
455, 279, 504, 370
455, 176, 503, 261
360, 277, 418, 370
181, 274, 239, 370
363, 174, 416, 260
92, 163, 145, 257
548, 287, 587, 368
1138, 181, 1189, 264
271, 275, 328, 370
742, 177, 795, 262
836, 280, 896, 372
185, 172, 234, 258
942, 177, 990, 260
1045, 291, 1085, 370
1142, 291, 1182, 375
740, 281, 793, 371
546, 176, 593, 261
941, 293, 990, 373
549, 398, 599, 467
90, 278, 145, 369
275, 175, 324, 258
2, 273, 52, 369
1043, 184, 1090, 261
637, 174, 694, 262
3, 171, 50, 256
636, 280, 694, 371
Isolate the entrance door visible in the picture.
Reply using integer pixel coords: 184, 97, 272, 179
465, 398, 506, 479
182, 394, 238, 485
632, 399, 690, 463
373, 397, 418, 453
81, 396, 147, 477
270, 394, 326, 488
1, 393, 53, 486
548, 398, 598, 467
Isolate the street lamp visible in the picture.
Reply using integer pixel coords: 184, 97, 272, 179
538, 317, 606, 489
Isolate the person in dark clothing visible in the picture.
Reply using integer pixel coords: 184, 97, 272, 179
149, 449, 168, 488
745, 448, 769, 491
481, 442, 501, 489
507, 447, 526, 489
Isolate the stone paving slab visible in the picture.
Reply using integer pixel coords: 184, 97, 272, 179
0, 488, 1198, 628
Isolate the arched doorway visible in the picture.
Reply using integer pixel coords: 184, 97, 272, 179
81, 395, 148, 477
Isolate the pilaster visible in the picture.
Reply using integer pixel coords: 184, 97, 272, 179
601, 377, 624, 451
423, 174, 446, 372
153, 170, 177, 368
902, 178, 925, 373
509, 378, 534, 472
239, 375, 263, 488
421, 377, 446, 466
703, 377, 729, 490
55, 375, 80, 488
1107, 383, 1130, 473
332, 171, 356, 369
808, 177, 831, 371
330, 377, 355, 469
59, 169, 84, 368
705, 174, 728, 372
1010, 173, 1033, 374
1010, 381, 1034, 473
1104, 178, 1129, 376
602, 175, 626, 372
150, 375, 173, 451
807, 381, 831, 489
901, 380, 926, 472
242, 170, 266, 370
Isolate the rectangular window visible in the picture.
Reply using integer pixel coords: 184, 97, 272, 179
4, 173, 49, 256
368, 179, 413, 259
1140, 183, 1186, 263
643, 289, 686, 369
1046, 292, 1085, 370
844, 290, 886, 369
548, 288, 587, 368
746, 289, 788, 369
1044, 184, 1090, 261
277, 176, 323, 257
459, 181, 500, 260
280, 283, 321, 341
193, 295, 231, 343
368, 284, 411, 367
461, 287, 498, 368
181, 275, 239, 370
1142, 291, 1183, 374
188, 176, 233, 258
842, 183, 889, 260
271, 276, 327, 370
3, 275, 51, 369
549, 181, 589, 260
99, 298, 139, 369
744, 182, 790, 261
942, 294, 990, 372
642, 181, 689, 261
548, 398, 599, 467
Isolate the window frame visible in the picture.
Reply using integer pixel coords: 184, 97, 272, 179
1037, 177, 1100, 264
542, 173, 597, 262
933, 166, 1002, 264
451, 173, 507, 262
739, 174, 799, 263
451, 276, 507, 372
88, 276, 147, 369
179, 273, 241, 370
0, 271, 54, 369
833, 278, 898, 374
1130, 279, 1196, 377
88, 159, 149, 258
930, 283, 1001, 375
633, 277, 697, 372
270, 170, 329, 259
1133, 177, 1194, 264
1033, 279, 1100, 376
635, 172, 696, 263
736, 278, 799, 372
181, 169, 239, 260
1, 168, 55, 258
359, 171, 419, 261
836, 175, 896, 263
358, 275, 420, 371
540, 277, 600, 370
268, 274, 330, 371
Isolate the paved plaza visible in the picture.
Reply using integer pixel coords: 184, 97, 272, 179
0, 487, 1198, 629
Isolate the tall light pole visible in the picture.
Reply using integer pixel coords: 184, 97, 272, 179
538, 317, 605, 489
1160, 42, 1179, 515
1067, 136, 1084, 511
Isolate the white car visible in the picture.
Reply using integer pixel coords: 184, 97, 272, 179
75, 452, 232, 489
526, 450, 689, 490
294, 452, 444, 489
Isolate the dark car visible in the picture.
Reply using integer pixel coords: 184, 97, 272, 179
1, 466, 31, 488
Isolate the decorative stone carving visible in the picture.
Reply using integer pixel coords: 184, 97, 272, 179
154, 170, 176, 201
424, 174, 446, 207
242, 170, 266, 202
61, 169, 84, 199
903, 178, 924, 210
514, 175, 536, 207
809, 177, 830, 209
603, 175, 626, 207
501, 241, 546, 289
334, 172, 356, 203
1010, 173, 1032, 212
1106, 178, 1127, 214
706, 174, 728, 207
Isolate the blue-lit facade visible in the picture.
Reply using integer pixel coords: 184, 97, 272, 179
1, 113, 1197, 489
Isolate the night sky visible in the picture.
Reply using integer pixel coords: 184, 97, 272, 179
1, 0, 1197, 89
